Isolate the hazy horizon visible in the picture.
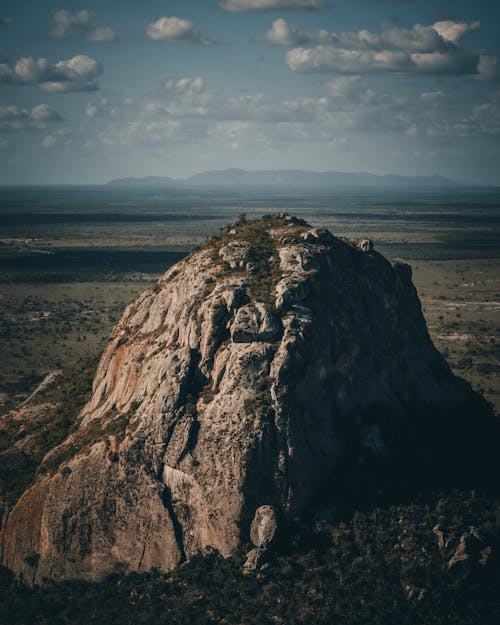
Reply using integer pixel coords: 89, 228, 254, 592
1, 0, 499, 185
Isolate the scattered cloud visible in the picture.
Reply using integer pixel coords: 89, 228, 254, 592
0, 104, 62, 130
85, 96, 135, 118
477, 55, 500, 81
40, 128, 73, 148
0, 17, 14, 25
165, 76, 206, 94
144, 76, 325, 123
218, 0, 328, 10
0, 55, 103, 91
41, 135, 57, 148
49, 9, 117, 42
146, 17, 214, 44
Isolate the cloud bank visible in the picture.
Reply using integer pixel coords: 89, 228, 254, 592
260, 19, 498, 79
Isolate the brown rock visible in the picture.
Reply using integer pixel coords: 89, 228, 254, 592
231, 303, 282, 343
250, 505, 277, 547
0, 215, 494, 584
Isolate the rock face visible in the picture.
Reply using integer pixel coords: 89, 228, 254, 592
0, 215, 495, 584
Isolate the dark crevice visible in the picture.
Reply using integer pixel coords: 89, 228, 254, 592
176, 349, 207, 412
161, 485, 186, 564
177, 420, 200, 465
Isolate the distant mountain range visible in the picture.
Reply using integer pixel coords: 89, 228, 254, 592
106, 169, 455, 188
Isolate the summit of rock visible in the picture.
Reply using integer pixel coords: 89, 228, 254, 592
0, 214, 496, 584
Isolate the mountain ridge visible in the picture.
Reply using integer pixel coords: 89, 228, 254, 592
106, 169, 456, 188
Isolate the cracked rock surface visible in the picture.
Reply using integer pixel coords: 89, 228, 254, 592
0, 215, 492, 584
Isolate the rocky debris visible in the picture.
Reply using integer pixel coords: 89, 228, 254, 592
432, 524, 492, 574
0, 214, 495, 584
403, 584, 428, 602
301, 227, 333, 244
278, 213, 307, 226
231, 304, 282, 343
243, 545, 268, 574
219, 241, 250, 268
432, 523, 447, 551
358, 239, 374, 252
278, 246, 317, 274
448, 528, 491, 571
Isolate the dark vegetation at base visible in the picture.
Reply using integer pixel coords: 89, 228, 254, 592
0, 213, 221, 226
0, 490, 499, 625
0, 250, 187, 283
0, 359, 97, 507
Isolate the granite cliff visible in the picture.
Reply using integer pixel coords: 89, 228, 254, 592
0, 215, 495, 584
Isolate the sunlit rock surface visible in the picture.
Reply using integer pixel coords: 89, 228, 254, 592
0, 215, 493, 584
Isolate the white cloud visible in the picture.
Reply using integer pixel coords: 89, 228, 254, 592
146, 17, 213, 44
49, 9, 116, 42
432, 20, 480, 44
260, 18, 306, 45
0, 55, 103, 91
30, 104, 62, 121
286, 47, 412, 73
218, 0, 328, 10
284, 20, 487, 77
263, 19, 480, 50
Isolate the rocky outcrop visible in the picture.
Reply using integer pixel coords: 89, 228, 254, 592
243, 505, 278, 573
0, 215, 495, 584
433, 524, 493, 574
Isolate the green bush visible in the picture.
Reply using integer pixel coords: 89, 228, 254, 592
0, 490, 499, 625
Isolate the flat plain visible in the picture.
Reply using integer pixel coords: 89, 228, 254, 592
1, 186, 499, 413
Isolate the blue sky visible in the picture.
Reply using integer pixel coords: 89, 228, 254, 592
0, 0, 499, 184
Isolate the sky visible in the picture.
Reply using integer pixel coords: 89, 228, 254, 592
0, 0, 499, 185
